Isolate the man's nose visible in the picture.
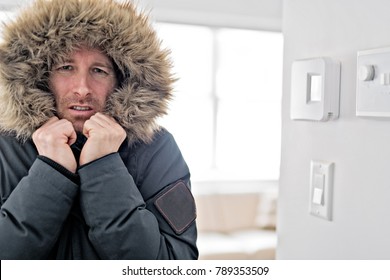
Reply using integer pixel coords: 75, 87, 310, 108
74, 72, 92, 97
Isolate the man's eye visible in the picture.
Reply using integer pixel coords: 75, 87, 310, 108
57, 65, 73, 71
93, 68, 109, 75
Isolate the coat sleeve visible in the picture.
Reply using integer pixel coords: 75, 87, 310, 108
0, 159, 78, 259
78, 131, 198, 260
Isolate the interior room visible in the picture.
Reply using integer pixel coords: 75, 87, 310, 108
1, 0, 389, 260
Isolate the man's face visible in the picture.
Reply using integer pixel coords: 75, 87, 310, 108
49, 47, 117, 132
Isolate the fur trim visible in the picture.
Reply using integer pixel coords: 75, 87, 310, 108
0, 0, 174, 143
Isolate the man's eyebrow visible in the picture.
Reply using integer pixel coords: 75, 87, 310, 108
94, 61, 115, 69
54, 59, 74, 65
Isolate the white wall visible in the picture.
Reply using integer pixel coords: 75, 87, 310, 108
278, 0, 390, 259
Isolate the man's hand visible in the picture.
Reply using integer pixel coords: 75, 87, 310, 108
79, 113, 126, 166
32, 117, 77, 173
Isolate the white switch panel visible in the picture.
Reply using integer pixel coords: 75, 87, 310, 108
291, 57, 340, 121
309, 160, 334, 221
357, 47, 390, 117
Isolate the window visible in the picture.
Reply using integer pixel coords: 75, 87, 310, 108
157, 23, 283, 183
0, 11, 14, 41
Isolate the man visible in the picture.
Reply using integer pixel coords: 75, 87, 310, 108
0, 0, 198, 259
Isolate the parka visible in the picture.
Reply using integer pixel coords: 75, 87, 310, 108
0, 0, 198, 259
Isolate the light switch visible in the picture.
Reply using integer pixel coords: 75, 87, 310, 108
312, 188, 323, 205
309, 160, 334, 221
379, 73, 390, 86
308, 74, 322, 102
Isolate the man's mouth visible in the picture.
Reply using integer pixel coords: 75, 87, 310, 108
71, 106, 92, 111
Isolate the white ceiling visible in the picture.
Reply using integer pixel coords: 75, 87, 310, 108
0, 0, 31, 11
0, 0, 283, 30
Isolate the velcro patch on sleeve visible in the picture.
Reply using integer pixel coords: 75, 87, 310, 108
154, 181, 196, 235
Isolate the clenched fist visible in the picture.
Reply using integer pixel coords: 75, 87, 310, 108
32, 117, 77, 173
79, 113, 126, 166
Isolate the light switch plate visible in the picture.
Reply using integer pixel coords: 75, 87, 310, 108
357, 46, 390, 117
291, 57, 340, 121
309, 160, 334, 221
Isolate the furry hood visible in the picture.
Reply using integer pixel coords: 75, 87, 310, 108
0, 0, 174, 144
